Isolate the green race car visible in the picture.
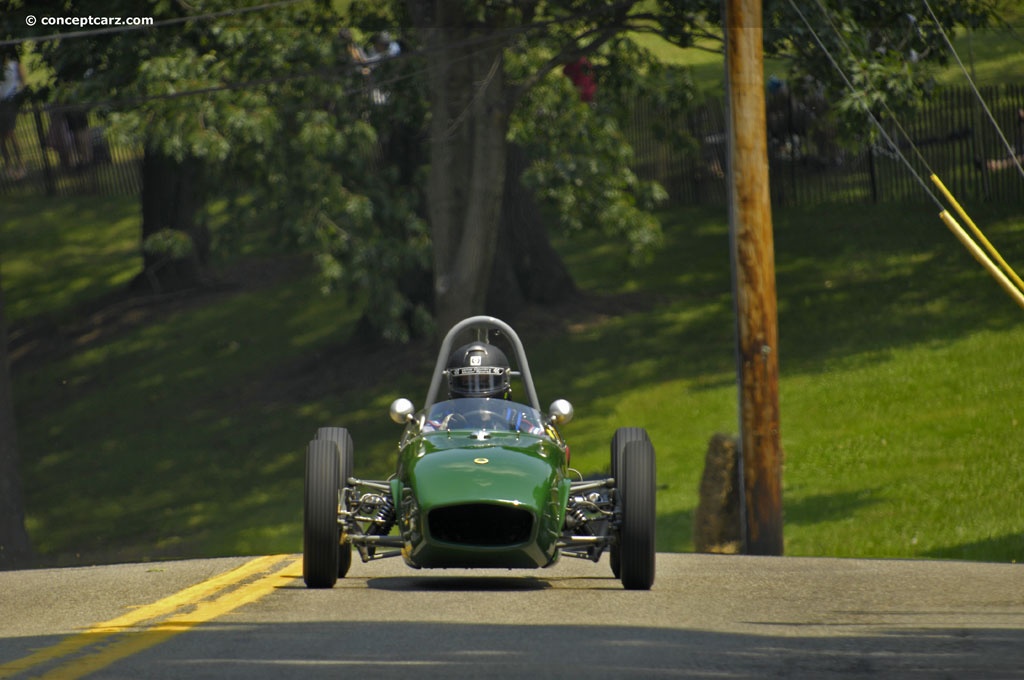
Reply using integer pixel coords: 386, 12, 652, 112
302, 315, 657, 590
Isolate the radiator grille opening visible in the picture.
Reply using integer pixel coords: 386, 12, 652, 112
428, 503, 533, 546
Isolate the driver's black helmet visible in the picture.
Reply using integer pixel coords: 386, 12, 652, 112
446, 341, 512, 399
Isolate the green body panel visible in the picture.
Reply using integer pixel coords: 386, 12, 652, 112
396, 430, 569, 569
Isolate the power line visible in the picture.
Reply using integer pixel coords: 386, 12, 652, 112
26, 32, 509, 116
796, 0, 1024, 308
7, 3, 666, 142
0, 0, 312, 48
2, 1, 609, 52
787, 0, 945, 210
808, 0, 938, 176
3, 0, 663, 116
921, 0, 1024, 181
9, 9, 594, 117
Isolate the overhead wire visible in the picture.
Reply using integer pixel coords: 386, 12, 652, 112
2, 0, 674, 127
789, 0, 1024, 309
0, 1, 610, 55
8, 20, 516, 117
785, 0, 945, 211
0, 0, 312, 48
808, 0, 942, 177
921, 0, 1024, 181
916, 0, 1024, 297
1, 4, 590, 115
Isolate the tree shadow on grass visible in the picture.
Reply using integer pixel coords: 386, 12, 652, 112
924, 532, 1024, 563
529, 202, 1024, 412
783, 490, 883, 527
657, 507, 695, 553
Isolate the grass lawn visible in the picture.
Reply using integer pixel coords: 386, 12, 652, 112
1, 197, 140, 323
548, 201, 1024, 563
3, 193, 1023, 566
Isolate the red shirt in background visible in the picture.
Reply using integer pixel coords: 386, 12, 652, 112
562, 57, 596, 103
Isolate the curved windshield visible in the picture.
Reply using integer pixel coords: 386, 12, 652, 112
421, 398, 549, 437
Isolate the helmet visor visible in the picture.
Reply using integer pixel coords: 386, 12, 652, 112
449, 366, 509, 397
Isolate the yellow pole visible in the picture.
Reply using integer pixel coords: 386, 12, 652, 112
938, 210, 1024, 309
930, 174, 1024, 295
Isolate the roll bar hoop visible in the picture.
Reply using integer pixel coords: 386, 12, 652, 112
423, 316, 541, 412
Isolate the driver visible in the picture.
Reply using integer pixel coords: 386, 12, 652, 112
446, 341, 512, 400
420, 342, 511, 432
428, 341, 545, 435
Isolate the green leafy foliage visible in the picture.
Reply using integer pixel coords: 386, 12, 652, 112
762, 0, 1001, 141
0, 0, 1004, 340
509, 59, 662, 261
506, 35, 703, 264
142, 228, 194, 259
648, 0, 1003, 143
3, 0, 437, 340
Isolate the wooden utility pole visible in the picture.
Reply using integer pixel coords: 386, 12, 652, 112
724, 0, 784, 555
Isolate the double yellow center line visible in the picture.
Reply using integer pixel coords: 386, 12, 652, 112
0, 554, 302, 679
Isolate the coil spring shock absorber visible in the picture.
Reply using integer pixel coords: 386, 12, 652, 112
363, 494, 396, 559
567, 504, 590, 534
369, 494, 396, 536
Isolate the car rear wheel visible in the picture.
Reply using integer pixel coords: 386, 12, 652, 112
610, 427, 652, 580
304, 438, 341, 588
616, 438, 656, 590
315, 427, 354, 578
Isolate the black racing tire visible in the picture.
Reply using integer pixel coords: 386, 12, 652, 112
611, 427, 651, 474
315, 427, 354, 488
617, 439, 657, 590
610, 427, 651, 579
303, 438, 341, 588
315, 427, 354, 578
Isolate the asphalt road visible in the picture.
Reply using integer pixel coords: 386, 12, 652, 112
1, 552, 1022, 679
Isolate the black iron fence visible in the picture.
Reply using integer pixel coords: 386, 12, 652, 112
0, 105, 141, 198
2, 84, 1023, 207
629, 83, 1024, 208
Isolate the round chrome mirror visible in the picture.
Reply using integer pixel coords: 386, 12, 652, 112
389, 398, 416, 425
548, 399, 574, 426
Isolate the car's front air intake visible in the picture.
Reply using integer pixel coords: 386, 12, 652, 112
428, 503, 533, 546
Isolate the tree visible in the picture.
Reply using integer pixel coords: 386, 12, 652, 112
395, 0, 1001, 334
402, 0, 677, 333
9, 0, 995, 337
3, 0, 1000, 321
693, 0, 1002, 131
6, 1, 369, 292
25, 4, 224, 291
416, 15, 509, 332
488, 31, 682, 319
334, 0, 682, 337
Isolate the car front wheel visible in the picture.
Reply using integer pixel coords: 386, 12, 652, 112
303, 438, 341, 588
315, 427, 354, 577
610, 427, 652, 580
616, 438, 656, 590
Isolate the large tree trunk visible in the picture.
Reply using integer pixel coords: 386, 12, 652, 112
133, 148, 209, 292
0, 267, 33, 568
487, 144, 578, 321
423, 11, 510, 336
